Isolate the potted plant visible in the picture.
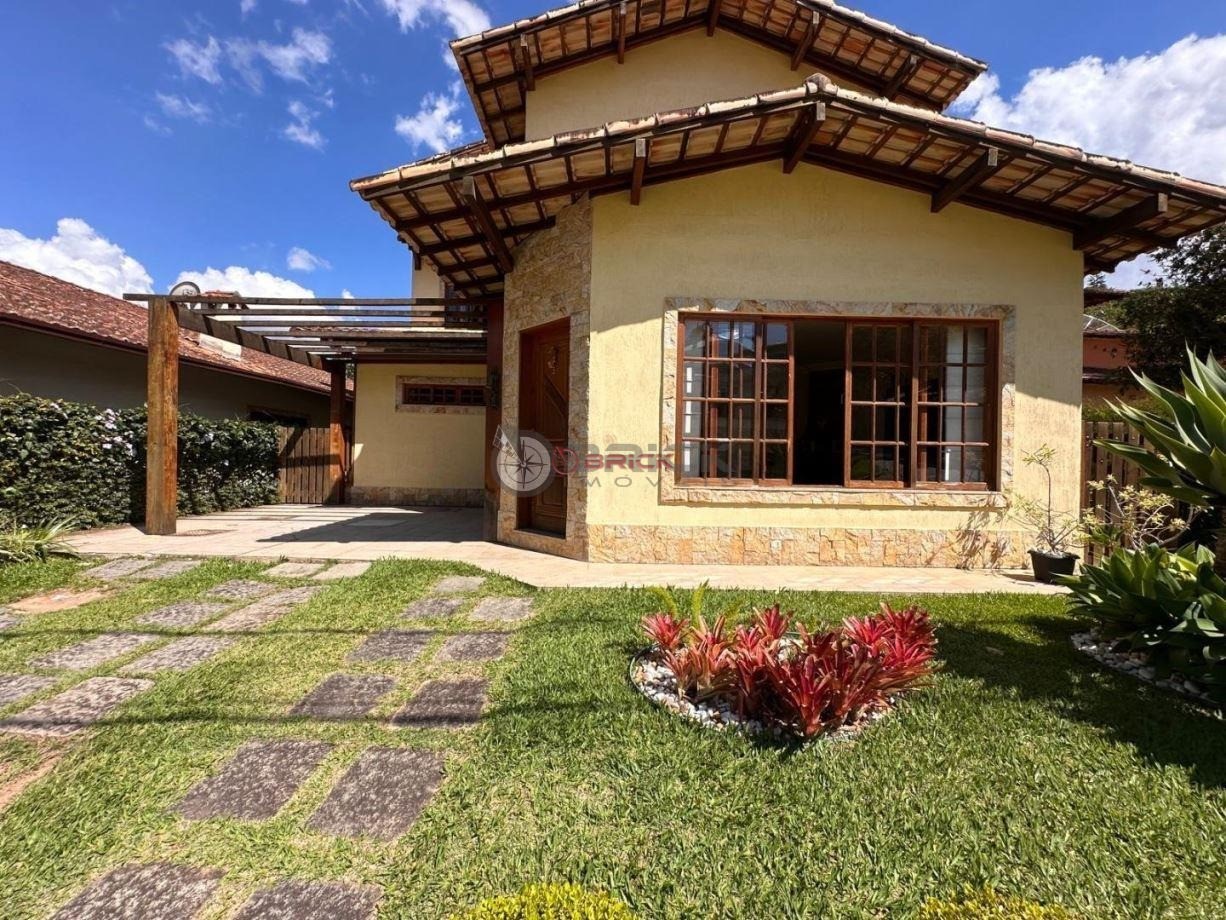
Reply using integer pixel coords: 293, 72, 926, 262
1009, 445, 1080, 583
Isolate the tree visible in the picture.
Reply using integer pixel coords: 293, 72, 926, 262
1094, 227, 1226, 388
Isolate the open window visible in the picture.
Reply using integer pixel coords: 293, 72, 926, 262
676, 315, 998, 491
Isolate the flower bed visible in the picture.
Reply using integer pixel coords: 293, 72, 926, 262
633, 601, 938, 741
1072, 630, 1216, 706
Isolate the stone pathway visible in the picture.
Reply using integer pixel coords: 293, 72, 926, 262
32, 633, 159, 672
233, 880, 382, 920
136, 600, 229, 629
86, 558, 156, 581
120, 638, 237, 675
392, 679, 489, 730
0, 676, 153, 737
347, 630, 433, 664
470, 596, 535, 623
211, 586, 321, 633
0, 611, 19, 631
265, 561, 326, 578
205, 579, 276, 602
0, 674, 57, 708
10, 587, 111, 615
307, 747, 444, 841
313, 561, 371, 581
436, 632, 509, 663
400, 596, 466, 620
52, 863, 224, 920
176, 739, 332, 821
289, 674, 396, 721
133, 559, 203, 581
431, 575, 486, 594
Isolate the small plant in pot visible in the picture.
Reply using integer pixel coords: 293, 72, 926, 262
1009, 445, 1080, 583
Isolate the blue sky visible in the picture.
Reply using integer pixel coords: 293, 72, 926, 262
2, 0, 1225, 298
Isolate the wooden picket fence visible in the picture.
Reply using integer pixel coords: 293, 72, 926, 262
276, 425, 349, 504
1080, 420, 1162, 565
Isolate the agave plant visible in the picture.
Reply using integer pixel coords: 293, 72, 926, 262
1100, 349, 1226, 567
0, 517, 79, 564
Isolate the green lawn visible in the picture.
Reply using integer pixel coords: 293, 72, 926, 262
1, 559, 1224, 919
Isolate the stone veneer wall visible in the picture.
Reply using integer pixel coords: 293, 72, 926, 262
497, 196, 592, 560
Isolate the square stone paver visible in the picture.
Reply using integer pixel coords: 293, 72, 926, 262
10, 587, 112, 615
391, 679, 489, 730
52, 863, 224, 920
400, 597, 466, 620
347, 631, 433, 664
176, 739, 333, 821
137, 601, 229, 629
233, 880, 382, 920
313, 562, 371, 581
431, 576, 486, 594
120, 637, 237, 675
307, 747, 444, 841
85, 558, 156, 581
290, 674, 397, 721
469, 596, 535, 623
205, 579, 275, 602
32, 633, 160, 672
135, 559, 203, 580
211, 587, 321, 632
0, 674, 58, 708
0, 676, 154, 737
0, 612, 19, 631
436, 632, 509, 663
265, 561, 326, 578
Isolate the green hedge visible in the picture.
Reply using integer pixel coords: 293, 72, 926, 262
0, 394, 280, 528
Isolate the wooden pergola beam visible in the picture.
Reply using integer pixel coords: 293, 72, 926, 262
790, 13, 819, 71
145, 296, 179, 535
630, 138, 648, 205
616, 1, 628, 63
1074, 193, 1169, 250
931, 147, 1000, 213
782, 102, 826, 174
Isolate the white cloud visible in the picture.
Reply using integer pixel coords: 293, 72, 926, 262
287, 246, 330, 272
952, 34, 1226, 288
377, 0, 490, 39
155, 92, 211, 123
240, 0, 257, 15
394, 84, 465, 153
165, 35, 224, 84
0, 218, 154, 297
283, 99, 325, 148
341, 288, 355, 299
174, 266, 314, 298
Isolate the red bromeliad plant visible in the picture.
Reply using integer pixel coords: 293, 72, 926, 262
640, 601, 938, 739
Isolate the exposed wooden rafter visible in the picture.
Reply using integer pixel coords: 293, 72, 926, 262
931, 147, 1000, 213
706, 0, 720, 36
513, 36, 535, 92
630, 137, 648, 205
790, 12, 819, 71
460, 176, 515, 273
884, 54, 920, 99
1074, 193, 1169, 250
782, 102, 826, 174
616, 1, 628, 63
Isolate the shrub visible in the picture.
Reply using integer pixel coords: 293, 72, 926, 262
0, 394, 279, 528
1063, 543, 1226, 698
0, 516, 79, 564
920, 887, 1075, 919
640, 602, 938, 739
451, 883, 635, 920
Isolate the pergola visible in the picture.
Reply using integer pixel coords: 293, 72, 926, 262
124, 292, 502, 536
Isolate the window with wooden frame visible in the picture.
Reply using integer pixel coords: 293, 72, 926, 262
400, 382, 486, 408
676, 315, 998, 491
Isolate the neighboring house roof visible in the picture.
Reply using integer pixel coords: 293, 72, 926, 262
352, 74, 1226, 295
451, 0, 986, 145
1082, 313, 1122, 333
0, 260, 351, 397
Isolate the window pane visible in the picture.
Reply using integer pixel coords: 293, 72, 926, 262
852, 368, 873, 401
712, 364, 731, 398
944, 366, 964, 402
944, 406, 963, 441
852, 406, 872, 441
965, 405, 985, 442
966, 365, 986, 403
682, 441, 705, 477
731, 322, 756, 358
713, 442, 731, 477
731, 362, 755, 399
712, 403, 730, 438
764, 403, 788, 440
711, 322, 732, 357
682, 401, 703, 437
765, 324, 788, 359
684, 321, 707, 357
921, 365, 941, 401
763, 443, 788, 479
683, 362, 705, 397
731, 403, 754, 439
918, 405, 940, 442
941, 446, 963, 483
920, 325, 944, 363
964, 447, 987, 483
852, 326, 873, 361
874, 446, 898, 481
967, 326, 988, 363
850, 445, 872, 481
945, 326, 965, 362
764, 363, 788, 399
876, 326, 898, 362
730, 441, 754, 479
875, 367, 898, 402
875, 406, 898, 442
917, 445, 938, 483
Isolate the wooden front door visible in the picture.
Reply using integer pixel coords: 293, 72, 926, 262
518, 320, 569, 535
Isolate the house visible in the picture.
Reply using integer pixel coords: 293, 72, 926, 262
149, 0, 1226, 568
0, 260, 346, 425
1082, 297, 1138, 406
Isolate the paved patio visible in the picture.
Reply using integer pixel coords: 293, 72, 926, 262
67, 504, 1064, 594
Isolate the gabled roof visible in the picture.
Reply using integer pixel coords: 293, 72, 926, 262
451, 0, 986, 146
352, 75, 1226, 295
0, 260, 347, 396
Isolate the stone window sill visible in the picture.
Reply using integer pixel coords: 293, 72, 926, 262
662, 484, 1008, 510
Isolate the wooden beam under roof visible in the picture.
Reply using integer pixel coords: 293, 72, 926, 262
931, 147, 1000, 213
513, 36, 535, 92
790, 11, 820, 71
884, 54, 921, 99
1074, 193, 1169, 250
706, 0, 720, 36
616, 1, 628, 63
630, 138, 648, 205
783, 102, 826, 174
461, 176, 515, 274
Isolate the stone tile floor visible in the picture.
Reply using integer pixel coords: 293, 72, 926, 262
67, 504, 1067, 594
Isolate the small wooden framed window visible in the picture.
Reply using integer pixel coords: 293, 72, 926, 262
846, 323, 912, 488
400, 382, 486, 407
913, 323, 995, 490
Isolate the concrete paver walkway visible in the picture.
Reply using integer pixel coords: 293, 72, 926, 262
68, 504, 1065, 594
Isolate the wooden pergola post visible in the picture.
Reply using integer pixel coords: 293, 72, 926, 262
145, 296, 180, 534
483, 300, 505, 540
328, 363, 348, 504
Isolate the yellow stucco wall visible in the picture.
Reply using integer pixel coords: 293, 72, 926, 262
525, 28, 869, 140
352, 364, 486, 496
586, 162, 1085, 544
